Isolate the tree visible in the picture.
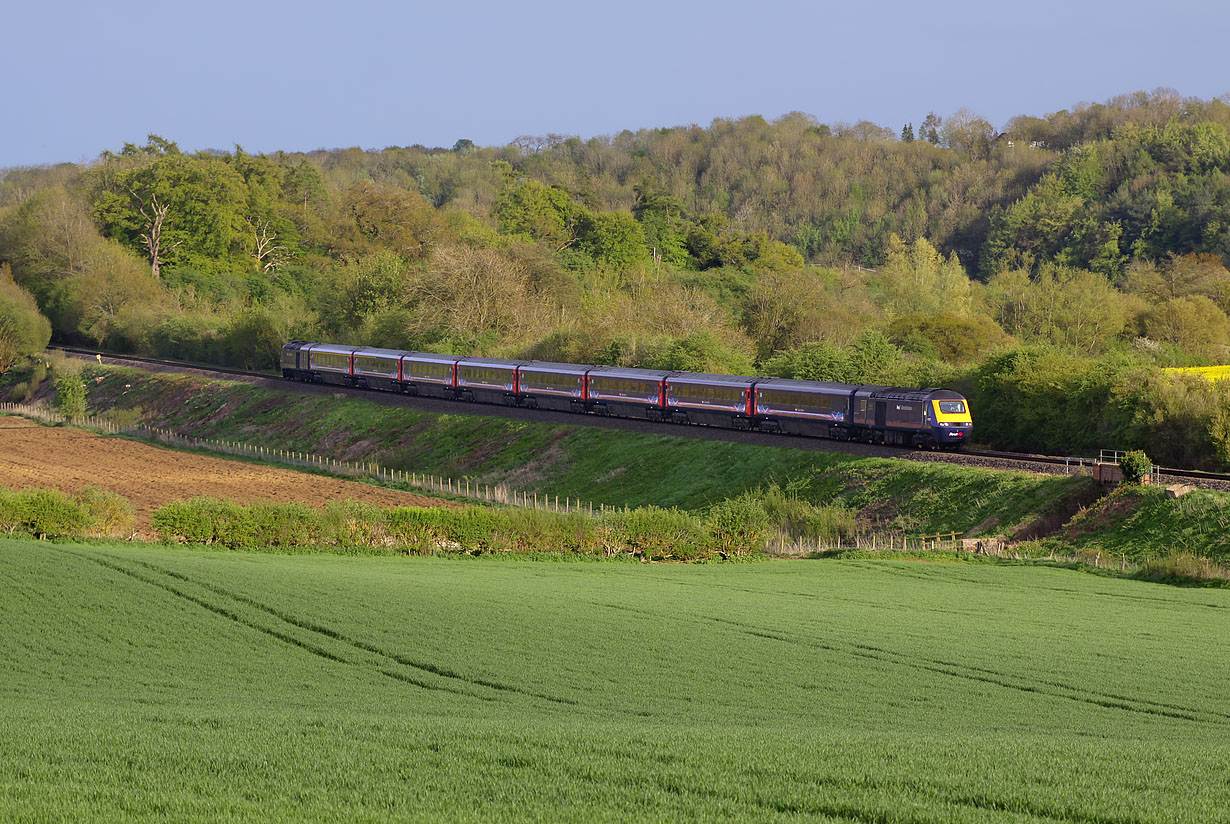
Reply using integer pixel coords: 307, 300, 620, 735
887, 311, 1011, 362
579, 211, 647, 270
901, 123, 915, 143
343, 181, 440, 260
941, 109, 997, 159
91, 150, 249, 276
875, 234, 972, 317
985, 265, 1126, 353
493, 176, 582, 250
1144, 295, 1230, 356
0, 264, 52, 373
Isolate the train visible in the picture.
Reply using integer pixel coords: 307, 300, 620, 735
280, 341, 974, 449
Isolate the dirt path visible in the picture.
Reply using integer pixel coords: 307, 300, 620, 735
0, 418, 455, 536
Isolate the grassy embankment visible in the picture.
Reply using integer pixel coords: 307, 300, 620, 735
3, 540, 1228, 823
75, 364, 1096, 542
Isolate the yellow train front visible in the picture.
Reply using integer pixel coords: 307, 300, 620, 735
850, 387, 973, 448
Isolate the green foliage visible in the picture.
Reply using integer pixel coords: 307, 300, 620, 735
0, 488, 92, 539
91, 142, 251, 272
756, 484, 858, 544
53, 367, 87, 419
874, 234, 972, 316
1119, 450, 1152, 485
0, 264, 52, 373
72, 486, 135, 537
985, 266, 1126, 353
762, 340, 855, 382
971, 346, 1130, 454
641, 331, 754, 375
983, 120, 1230, 277
602, 505, 707, 560
887, 310, 1011, 362
707, 495, 771, 557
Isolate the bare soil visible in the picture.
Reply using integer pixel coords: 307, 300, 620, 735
0, 419, 455, 537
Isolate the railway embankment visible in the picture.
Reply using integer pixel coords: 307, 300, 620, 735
6, 362, 1199, 567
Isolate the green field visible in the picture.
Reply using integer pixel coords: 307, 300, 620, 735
3, 540, 1228, 822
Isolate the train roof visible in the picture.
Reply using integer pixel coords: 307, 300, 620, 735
401, 351, 462, 364
856, 386, 965, 401
589, 366, 676, 381
518, 361, 603, 375
667, 372, 759, 386
351, 346, 407, 359
303, 342, 361, 356
454, 356, 530, 369
754, 378, 859, 393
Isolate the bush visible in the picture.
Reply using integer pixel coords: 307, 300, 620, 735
152, 497, 228, 543
1120, 450, 1153, 485
319, 500, 386, 550
54, 369, 87, 419
73, 486, 135, 537
604, 506, 708, 560
707, 495, 772, 557
244, 502, 318, 547
383, 507, 450, 554
0, 488, 93, 539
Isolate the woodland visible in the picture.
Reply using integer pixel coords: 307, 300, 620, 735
2, 89, 1229, 468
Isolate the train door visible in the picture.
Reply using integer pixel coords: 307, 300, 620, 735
875, 402, 887, 427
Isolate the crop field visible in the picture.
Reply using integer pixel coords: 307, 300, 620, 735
0, 420, 452, 535
2, 541, 1228, 822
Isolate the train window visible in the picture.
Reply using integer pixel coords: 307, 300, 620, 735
313, 352, 349, 370
938, 401, 966, 414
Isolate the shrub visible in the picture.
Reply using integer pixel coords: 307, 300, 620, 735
73, 486, 135, 537
0, 487, 22, 534
707, 495, 771, 557
244, 502, 318, 548
383, 507, 450, 553
54, 369, 87, 419
1119, 450, 1153, 485
442, 507, 497, 551
604, 506, 708, 560
319, 500, 386, 550
153, 498, 228, 543
14, 489, 91, 539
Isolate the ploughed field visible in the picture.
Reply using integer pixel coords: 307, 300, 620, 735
0, 419, 451, 535
3, 542, 1228, 823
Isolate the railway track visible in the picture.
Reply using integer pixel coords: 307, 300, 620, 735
52, 347, 1230, 488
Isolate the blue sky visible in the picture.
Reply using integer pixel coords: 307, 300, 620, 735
3, 0, 1227, 168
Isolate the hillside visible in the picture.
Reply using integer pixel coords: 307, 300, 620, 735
77, 364, 1096, 543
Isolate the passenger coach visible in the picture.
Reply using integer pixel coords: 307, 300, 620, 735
281, 341, 973, 449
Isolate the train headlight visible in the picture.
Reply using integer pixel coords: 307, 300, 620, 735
937, 422, 951, 427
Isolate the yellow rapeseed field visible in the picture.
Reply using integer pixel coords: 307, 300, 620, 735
1164, 365, 1230, 382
